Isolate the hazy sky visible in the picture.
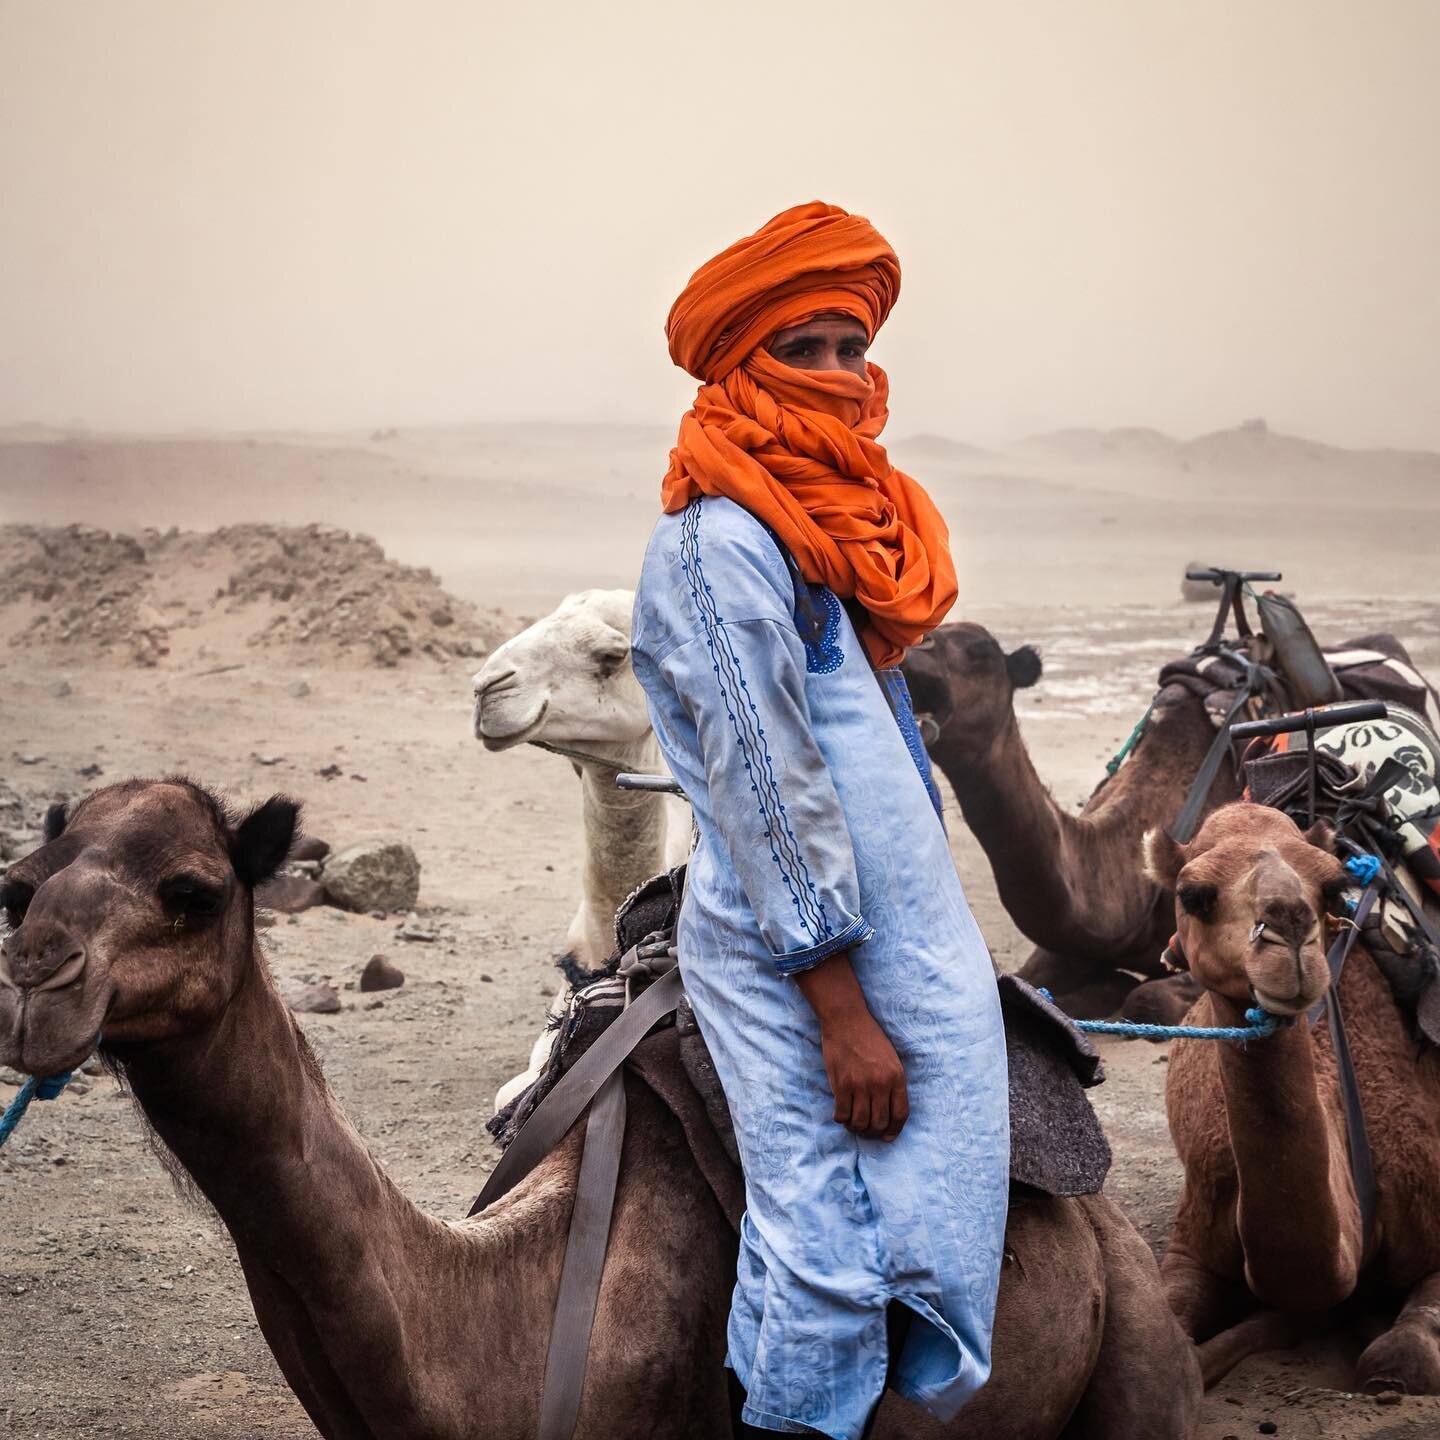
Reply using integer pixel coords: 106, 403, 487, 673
1, 1, 1437, 448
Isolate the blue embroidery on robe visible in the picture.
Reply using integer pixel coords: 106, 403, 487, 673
679, 499, 830, 943
876, 668, 945, 821
795, 582, 845, 674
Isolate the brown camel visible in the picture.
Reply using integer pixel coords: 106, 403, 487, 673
0, 778, 1201, 1439
1148, 802, 1440, 1393
901, 623, 1228, 1019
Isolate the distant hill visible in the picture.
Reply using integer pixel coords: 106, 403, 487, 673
1012, 417, 1440, 486
892, 432, 999, 466
1010, 425, 1179, 466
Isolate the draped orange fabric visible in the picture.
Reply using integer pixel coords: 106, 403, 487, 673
662, 201, 957, 668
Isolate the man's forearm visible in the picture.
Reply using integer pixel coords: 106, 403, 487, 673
794, 951, 910, 1140
793, 950, 871, 1026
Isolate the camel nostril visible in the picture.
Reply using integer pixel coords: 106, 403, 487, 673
475, 668, 518, 700
35, 946, 88, 993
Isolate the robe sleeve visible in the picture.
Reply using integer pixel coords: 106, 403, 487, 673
651, 520, 874, 977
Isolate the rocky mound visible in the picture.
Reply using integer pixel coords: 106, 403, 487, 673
0, 523, 507, 667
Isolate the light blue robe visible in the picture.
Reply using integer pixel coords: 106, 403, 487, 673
631, 495, 1009, 1440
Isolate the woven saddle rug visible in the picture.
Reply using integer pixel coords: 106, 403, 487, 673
489, 870, 1113, 1227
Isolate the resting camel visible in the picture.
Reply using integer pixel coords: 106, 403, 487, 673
471, 589, 689, 971
1147, 802, 1440, 1393
0, 779, 1200, 1439
901, 623, 1228, 1020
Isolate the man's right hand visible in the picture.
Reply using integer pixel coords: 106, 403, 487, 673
793, 953, 909, 1141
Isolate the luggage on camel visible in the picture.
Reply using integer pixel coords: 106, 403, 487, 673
1240, 703, 1440, 1045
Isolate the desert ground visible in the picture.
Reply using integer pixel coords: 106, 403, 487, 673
3, 421, 1440, 1438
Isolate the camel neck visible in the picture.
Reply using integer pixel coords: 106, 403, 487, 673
118, 949, 427, 1280
932, 714, 1079, 949
931, 697, 1210, 960
579, 741, 673, 929
1207, 992, 1362, 1308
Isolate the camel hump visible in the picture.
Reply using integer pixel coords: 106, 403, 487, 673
999, 974, 1113, 1197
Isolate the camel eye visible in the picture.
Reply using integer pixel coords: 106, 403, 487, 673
594, 643, 629, 678
1177, 881, 1219, 922
0, 879, 32, 929
158, 876, 223, 921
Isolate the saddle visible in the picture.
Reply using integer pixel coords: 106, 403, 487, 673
488, 865, 1113, 1207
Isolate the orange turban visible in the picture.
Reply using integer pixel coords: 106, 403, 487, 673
662, 201, 957, 668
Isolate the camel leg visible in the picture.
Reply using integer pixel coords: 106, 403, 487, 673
1357, 1272, 1440, 1395
1061, 1196, 1201, 1439
1016, 948, 1137, 1020
1121, 974, 1202, 1027
1160, 1244, 1254, 1343
1197, 1310, 1310, 1388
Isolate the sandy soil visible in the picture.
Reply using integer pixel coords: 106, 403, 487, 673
3, 425, 1440, 1437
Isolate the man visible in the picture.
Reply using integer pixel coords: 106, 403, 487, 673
631, 202, 1009, 1439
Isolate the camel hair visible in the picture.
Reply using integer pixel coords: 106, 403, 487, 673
900, 622, 1231, 1021
0, 779, 1200, 1439
1148, 802, 1440, 1394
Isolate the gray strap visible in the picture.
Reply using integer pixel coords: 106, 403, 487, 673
536, 1068, 627, 1440
1171, 686, 1251, 842
1310, 883, 1380, 1242
468, 963, 683, 1217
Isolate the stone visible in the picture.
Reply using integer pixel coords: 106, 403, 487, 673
256, 873, 326, 914
286, 679, 311, 698
359, 954, 405, 992
288, 834, 331, 863
396, 914, 438, 943
322, 842, 420, 914
282, 981, 341, 1015
49, 679, 72, 698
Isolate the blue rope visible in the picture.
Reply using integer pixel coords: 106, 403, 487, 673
0, 1069, 73, 1149
1105, 696, 1159, 777
1037, 989, 1287, 1043
1345, 853, 1381, 886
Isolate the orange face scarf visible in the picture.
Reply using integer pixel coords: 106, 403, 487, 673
662, 200, 957, 668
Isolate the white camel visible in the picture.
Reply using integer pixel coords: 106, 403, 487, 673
471, 589, 689, 1105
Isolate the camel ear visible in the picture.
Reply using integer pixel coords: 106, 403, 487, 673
230, 796, 300, 888
1302, 818, 1337, 854
1006, 646, 1042, 690
42, 802, 68, 843
1143, 827, 1188, 891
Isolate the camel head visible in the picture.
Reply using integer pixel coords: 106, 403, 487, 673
471, 589, 650, 755
0, 779, 297, 1077
1144, 802, 1350, 1016
900, 622, 1042, 757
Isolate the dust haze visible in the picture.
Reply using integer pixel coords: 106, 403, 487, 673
1, 0, 1438, 449
4, 7, 1440, 1439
